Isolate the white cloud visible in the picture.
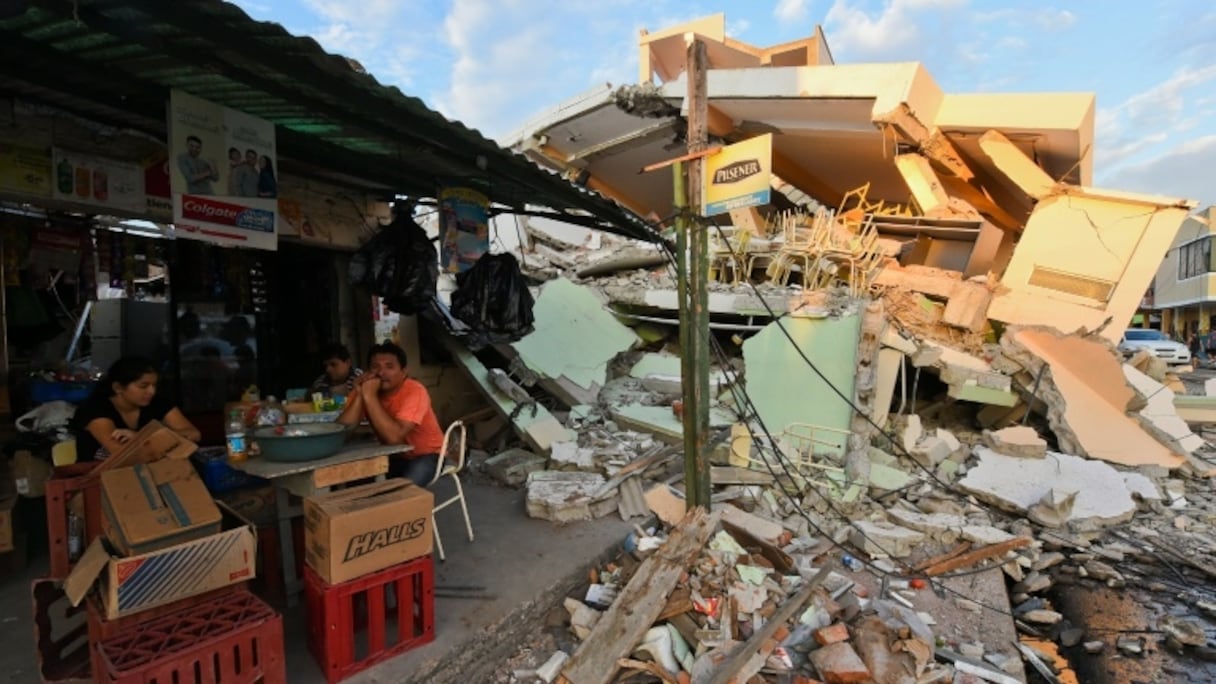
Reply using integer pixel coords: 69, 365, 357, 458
774, 0, 811, 24
1098, 64, 1216, 168
1031, 8, 1076, 31
1101, 135, 1216, 207
823, 0, 966, 60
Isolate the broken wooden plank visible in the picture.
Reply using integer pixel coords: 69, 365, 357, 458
721, 520, 794, 575
617, 659, 679, 684
708, 566, 831, 684
591, 446, 676, 500
923, 537, 1031, 577
560, 507, 720, 684
910, 541, 972, 573
657, 587, 693, 622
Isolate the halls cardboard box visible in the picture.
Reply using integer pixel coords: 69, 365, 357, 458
304, 480, 433, 585
100, 458, 222, 556
64, 504, 256, 619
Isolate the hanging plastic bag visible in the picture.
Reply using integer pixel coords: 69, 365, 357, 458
449, 253, 535, 350
349, 214, 438, 315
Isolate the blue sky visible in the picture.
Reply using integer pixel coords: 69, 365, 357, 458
231, 0, 1216, 207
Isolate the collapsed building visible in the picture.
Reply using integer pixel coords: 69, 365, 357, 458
426, 14, 1216, 684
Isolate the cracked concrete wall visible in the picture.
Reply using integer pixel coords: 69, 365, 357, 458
1000, 326, 1184, 469
988, 191, 1193, 344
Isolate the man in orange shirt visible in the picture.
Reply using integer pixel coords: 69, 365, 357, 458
337, 342, 445, 485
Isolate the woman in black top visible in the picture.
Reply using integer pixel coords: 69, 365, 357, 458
72, 356, 201, 461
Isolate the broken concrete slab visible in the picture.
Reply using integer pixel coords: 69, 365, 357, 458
549, 441, 597, 472
627, 353, 728, 395
525, 471, 619, 523
442, 331, 575, 454
485, 448, 547, 487
511, 278, 638, 406
1122, 364, 1206, 454
1172, 394, 1216, 423
1003, 328, 1184, 469
608, 404, 734, 444
887, 508, 966, 543
1028, 487, 1078, 528
942, 281, 993, 332
960, 447, 1142, 529
743, 312, 861, 457
982, 426, 1048, 458
849, 520, 925, 558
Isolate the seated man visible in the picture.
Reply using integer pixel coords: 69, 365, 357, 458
310, 343, 364, 397
337, 342, 445, 485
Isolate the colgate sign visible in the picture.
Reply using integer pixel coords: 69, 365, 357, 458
181, 195, 275, 233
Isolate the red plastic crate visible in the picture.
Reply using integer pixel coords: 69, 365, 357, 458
305, 556, 435, 684
95, 590, 286, 684
86, 585, 246, 680
45, 462, 105, 579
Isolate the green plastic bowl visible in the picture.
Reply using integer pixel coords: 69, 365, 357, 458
252, 423, 348, 463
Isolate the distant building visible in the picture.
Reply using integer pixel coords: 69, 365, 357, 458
1151, 206, 1216, 339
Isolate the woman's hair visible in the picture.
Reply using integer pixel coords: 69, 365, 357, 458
95, 356, 157, 398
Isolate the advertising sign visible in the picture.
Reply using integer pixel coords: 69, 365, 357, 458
0, 140, 52, 198
52, 148, 146, 214
438, 186, 490, 273
702, 133, 772, 217
168, 90, 278, 251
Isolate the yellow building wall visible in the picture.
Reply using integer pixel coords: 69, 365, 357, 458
988, 191, 1192, 344
1153, 210, 1216, 309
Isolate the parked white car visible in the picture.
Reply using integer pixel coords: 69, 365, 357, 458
1118, 329, 1191, 365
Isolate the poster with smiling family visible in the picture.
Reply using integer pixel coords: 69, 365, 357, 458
168, 89, 279, 251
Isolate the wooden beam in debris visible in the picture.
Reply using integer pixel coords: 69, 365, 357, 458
708, 567, 832, 684
558, 507, 720, 684
923, 537, 1031, 577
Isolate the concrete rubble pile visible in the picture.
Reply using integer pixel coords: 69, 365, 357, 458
451, 13, 1216, 684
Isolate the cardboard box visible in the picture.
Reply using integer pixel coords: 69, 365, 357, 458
12, 450, 53, 498
0, 496, 15, 552
64, 505, 256, 619
101, 458, 222, 556
101, 420, 198, 471
304, 480, 433, 585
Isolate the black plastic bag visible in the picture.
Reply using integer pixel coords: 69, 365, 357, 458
450, 253, 535, 350
349, 215, 438, 315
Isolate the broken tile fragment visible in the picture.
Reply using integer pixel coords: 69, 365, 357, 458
849, 521, 925, 558
981, 426, 1047, 458
809, 641, 872, 684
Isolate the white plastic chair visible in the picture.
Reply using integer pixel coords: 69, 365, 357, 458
427, 421, 473, 561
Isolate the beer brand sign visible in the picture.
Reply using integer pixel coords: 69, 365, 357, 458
702, 133, 772, 217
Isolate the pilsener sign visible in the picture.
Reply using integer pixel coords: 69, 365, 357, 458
702, 133, 772, 217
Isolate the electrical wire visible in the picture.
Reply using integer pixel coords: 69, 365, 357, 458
643, 211, 1039, 619
651, 225, 1026, 585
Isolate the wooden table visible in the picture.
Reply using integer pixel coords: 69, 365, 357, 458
231, 442, 408, 606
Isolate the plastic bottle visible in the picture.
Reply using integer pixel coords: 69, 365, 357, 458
225, 409, 247, 463
67, 512, 83, 562
257, 396, 286, 427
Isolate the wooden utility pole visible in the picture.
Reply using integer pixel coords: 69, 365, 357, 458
677, 37, 712, 509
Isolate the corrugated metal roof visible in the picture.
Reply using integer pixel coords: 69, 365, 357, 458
0, 0, 659, 241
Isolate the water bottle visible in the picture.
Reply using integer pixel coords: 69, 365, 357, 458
257, 396, 286, 427
226, 409, 247, 463
68, 512, 83, 562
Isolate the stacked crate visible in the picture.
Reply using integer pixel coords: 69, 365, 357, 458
302, 480, 436, 683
